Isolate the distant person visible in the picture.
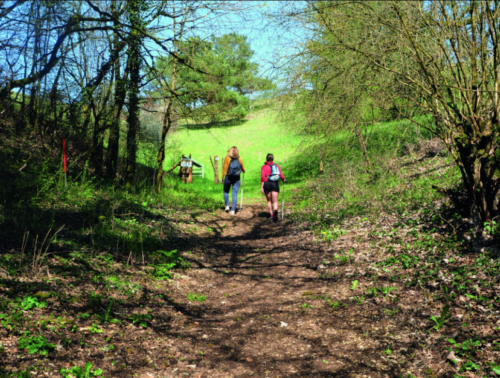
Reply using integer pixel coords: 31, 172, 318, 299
261, 153, 286, 222
221, 146, 246, 215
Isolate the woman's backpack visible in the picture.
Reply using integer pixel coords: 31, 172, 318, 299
268, 164, 281, 181
227, 158, 242, 176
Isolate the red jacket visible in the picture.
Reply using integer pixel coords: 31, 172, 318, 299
261, 161, 285, 183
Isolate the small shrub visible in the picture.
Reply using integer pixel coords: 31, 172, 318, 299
18, 332, 55, 356
326, 299, 345, 310
430, 304, 451, 330
187, 293, 207, 303
149, 250, 188, 280
129, 314, 152, 328
19, 296, 47, 310
60, 362, 103, 378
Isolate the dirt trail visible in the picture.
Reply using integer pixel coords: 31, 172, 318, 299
157, 204, 411, 377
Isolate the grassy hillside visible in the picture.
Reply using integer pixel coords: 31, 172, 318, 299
152, 107, 311, 205
142, 101, 449, 217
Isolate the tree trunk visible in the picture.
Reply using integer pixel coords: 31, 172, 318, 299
29, 2, 41, 132
106, 0, 126, 179
354, 124, 374, 174
124, 0, 142, 185
155, 12, 180, 192
155, 100, 175, 192
454, 129, 500, 229
106, 68, 127, 179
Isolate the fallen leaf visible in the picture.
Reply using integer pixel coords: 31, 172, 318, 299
246, 357, 253, 362
447, 351, 462, 364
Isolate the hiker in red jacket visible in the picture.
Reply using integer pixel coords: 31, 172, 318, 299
261, 153, 286, 222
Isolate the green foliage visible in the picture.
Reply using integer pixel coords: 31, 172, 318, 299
326, 299, 345, 310
295, 0, 500, 224
18, 332, 55, 356
60, 362, 103, 378
104, 276, 142, 296
17, 296, 47, 311
129, 314, 152, 328
187, 293, 207, 303
382, 307, 400, 316
484, 220, 499, 237
490, 364, 500, 375
448, 337, 483, 373
10, 367, 34, 378
96, 300, 114, 324
88, 324, 103, 334
154, 33, 274, 123
353, 295, 364, 305
333, 249, 354, 266
316, 224, 346, 242
430, 305, 451, 331
366, 286, 396, 298
286, 113, 455, 225
149, 250, 187, 280
379, 254, 419, 270
448, 338, 481, 358
0, 310, 23, 332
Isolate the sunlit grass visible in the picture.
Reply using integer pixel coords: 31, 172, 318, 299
136, 102, 443, 213
156, 110, 311, 202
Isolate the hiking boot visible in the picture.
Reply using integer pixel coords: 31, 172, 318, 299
230, 210, 235, 215
225, 206, 230, 212
273, 210, 278, 222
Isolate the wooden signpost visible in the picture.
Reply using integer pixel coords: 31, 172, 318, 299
180, 156, 193, 183
165, 154, 204, 184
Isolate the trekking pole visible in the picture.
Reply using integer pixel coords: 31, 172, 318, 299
281, 181, 285, 219
240, 173, 244, 211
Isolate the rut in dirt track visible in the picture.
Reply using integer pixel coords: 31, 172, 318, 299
162, 204, 409, 377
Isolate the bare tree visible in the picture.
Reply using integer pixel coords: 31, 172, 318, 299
283, 0, 500, 227
0, 0, 263, 185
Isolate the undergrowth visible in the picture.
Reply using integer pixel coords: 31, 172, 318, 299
289, 123, 460, 228
2, 101, 499, 377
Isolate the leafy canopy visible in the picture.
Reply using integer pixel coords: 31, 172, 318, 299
156, 33, 275, 123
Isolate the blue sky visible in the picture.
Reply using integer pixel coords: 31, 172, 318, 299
143, 1, 312, 88
224, 1, 312, 85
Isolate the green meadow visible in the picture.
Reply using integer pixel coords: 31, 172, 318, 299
139, 102, 449, 216
151, 108, 312, 205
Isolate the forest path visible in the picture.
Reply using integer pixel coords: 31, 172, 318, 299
157, 203, 409, 378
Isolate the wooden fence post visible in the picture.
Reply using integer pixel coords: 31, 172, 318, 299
213, 155, 220, 183
319, 150, 324, 174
